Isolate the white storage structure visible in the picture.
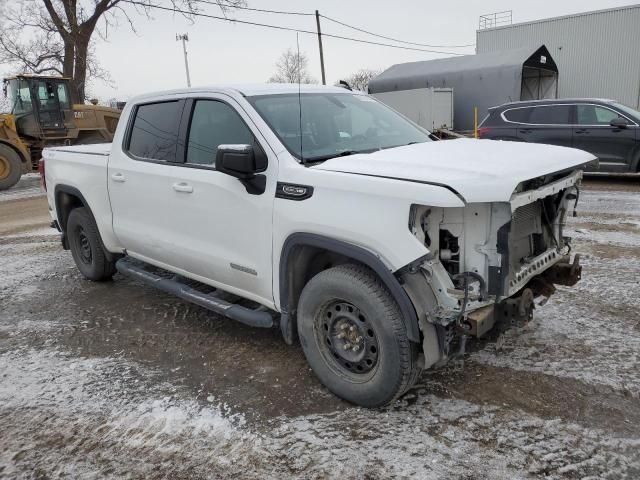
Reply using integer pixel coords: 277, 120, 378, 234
371, 87, 454, 131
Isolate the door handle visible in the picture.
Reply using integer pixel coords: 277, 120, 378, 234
172, 182, 193, 193
111, 173, 125, 183
574, 129, 588, 134
519, 129, 532, 134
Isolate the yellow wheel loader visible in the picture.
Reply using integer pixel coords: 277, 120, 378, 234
0, 75, 121, 190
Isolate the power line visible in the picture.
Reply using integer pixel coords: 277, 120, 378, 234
320, 14, 475, 49
194, 0, 314, 16
197, 0, 474, 49
122, 0, 467, 56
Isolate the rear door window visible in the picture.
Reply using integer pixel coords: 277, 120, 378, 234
528, 105, 572, 125
128, 101, 182, 162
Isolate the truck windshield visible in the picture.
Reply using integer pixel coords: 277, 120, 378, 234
248, 92, 432, 163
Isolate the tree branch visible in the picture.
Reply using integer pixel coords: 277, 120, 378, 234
41, 0, 70, 38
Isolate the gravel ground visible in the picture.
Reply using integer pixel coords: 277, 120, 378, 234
0, 177, 639, 479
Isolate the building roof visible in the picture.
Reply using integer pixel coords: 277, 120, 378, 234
368, 45, 557, 95
477, 3, 640, 33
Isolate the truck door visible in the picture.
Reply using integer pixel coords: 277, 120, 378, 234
108, 99, 186, 265
159, 96, 277, 306
573, 104, 637, 172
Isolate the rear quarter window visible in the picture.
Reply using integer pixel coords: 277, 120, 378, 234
127, 101, 182, 161
503, 107, 533, 123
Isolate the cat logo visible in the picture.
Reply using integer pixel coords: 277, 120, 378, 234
74, 111, 85, 119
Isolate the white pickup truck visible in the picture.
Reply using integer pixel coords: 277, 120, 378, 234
42, 84, 594, 407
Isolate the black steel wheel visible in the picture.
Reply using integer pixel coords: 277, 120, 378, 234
317, 300, 379, 376
298, 264, 421, 407
76, 226, 93, 265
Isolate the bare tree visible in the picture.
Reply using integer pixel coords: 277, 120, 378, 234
340, 69, 381, 92
0, 0, 245, 103
268, 48, 316, 84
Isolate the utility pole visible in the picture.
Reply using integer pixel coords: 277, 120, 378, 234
176, 33, 192, 88
315, 10, 326, 85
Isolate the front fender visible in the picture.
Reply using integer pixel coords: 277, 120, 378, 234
278, 232, 421, 345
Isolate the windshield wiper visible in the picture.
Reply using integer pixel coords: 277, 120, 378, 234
305, 150, 360, 163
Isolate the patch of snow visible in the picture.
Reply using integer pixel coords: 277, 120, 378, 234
0, 348, 266, 479
1, 348, 637, 479
0, 242, 66, 293
4, 226, 59, 238
473, 253, 640, 396
566, 228, 640, 247
577, 190, 640, 215
0, 174, 43, 202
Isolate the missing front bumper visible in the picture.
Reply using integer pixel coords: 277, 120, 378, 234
464, 255, 581, 338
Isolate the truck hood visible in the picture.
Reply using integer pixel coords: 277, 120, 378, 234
312, 139, 596, 203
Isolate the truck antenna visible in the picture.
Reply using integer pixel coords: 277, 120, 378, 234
297, 33, 304, 164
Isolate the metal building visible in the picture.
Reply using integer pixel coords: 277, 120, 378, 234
369, 45, 557, 131
477, 4, 640, 110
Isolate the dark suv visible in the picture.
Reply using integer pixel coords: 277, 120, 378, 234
478, 99, 640, 173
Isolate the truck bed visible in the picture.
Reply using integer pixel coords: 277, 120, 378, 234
45, 143, 112, 156
43, 142, 119, 254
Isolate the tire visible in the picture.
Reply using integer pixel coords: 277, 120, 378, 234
297, 264, 421, 407
67, 207, 116, 281
0, 144, 23, 191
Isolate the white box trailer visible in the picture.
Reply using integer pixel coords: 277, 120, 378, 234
371, 87, 454, 131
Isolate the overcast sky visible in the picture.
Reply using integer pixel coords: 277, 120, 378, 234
4, 0, 637, 100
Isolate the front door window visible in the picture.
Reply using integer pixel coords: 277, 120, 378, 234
577, 105, 623, 126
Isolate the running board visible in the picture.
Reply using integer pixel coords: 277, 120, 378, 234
116, 258, 274, 328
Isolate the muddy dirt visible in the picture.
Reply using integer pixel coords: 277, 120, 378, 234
1, 177, 639, 479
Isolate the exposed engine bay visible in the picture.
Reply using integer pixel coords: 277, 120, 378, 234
404, 171, 584, 367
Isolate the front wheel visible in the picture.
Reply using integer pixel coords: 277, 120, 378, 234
67, 207, 116, 281
297, 264, 421, 407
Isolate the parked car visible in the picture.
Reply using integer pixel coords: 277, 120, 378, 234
42, 84, 593, 407
478, 98, 640, 174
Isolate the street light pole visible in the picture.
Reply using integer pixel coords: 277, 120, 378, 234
176, 33, 192, 87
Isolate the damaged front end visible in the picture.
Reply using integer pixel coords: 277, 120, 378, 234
403, 170, 584, 368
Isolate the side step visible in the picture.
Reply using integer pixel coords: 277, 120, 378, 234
116, 258, 274, 328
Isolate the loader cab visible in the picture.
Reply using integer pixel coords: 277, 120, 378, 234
3, 75, 73, 139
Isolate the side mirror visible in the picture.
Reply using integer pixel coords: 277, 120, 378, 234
216, 144, 267, 195
610, 117, 628, 128
216, 144, 266, 179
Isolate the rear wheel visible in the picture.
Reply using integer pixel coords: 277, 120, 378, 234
67, 207, 116, 281
297, 264, 421, 407
0, 144, 22, 191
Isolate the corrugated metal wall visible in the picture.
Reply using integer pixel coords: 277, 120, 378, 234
476, 5, 640, 108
